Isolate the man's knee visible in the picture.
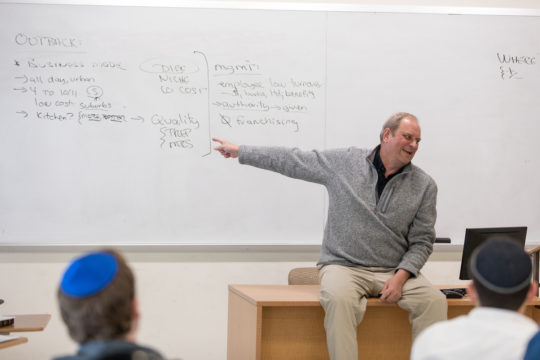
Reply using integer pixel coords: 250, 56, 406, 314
401, 285, 448, 319
402, 286, 447, 340
414, 287, 448, 323
320, 288, 367, 328
427, 288, 447, 312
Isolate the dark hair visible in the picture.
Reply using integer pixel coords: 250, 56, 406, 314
57, 249, 135, 344
379, 112, 417, 141
473, 278, 529, 311
470, 239, 532, 311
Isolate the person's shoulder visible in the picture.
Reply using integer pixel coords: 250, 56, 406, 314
51, 356, 77, 360
316, 147, 371, 168
69, 340, 166, 360
417, 318, 452, 339
417, 314, 471, 341
529, 330, 540, 344
412, 321, 449, 359
131, 344, 165, 360
106, 341, 165, 360
407, 163, 436, 186
320, 146, 368, 157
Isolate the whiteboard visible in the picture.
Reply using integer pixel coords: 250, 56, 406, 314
0, 3, 539, 246
325, 12, 540, 245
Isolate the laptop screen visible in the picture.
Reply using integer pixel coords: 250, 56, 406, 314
459, 227, 527, 280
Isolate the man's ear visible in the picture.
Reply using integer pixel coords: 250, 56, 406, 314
382, 128, 392, 142
132, 297, 140, 321
527, 282, 538, 302
126, 297, 140, 342
516, 282, 538, 314
466, 283, 478, 304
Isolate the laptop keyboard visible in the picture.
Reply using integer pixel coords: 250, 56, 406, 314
440, 288, 467, 298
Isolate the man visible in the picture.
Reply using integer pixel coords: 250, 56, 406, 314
411, 239, 538, 360
54, 249, 165, 360
214, 112, 447, 360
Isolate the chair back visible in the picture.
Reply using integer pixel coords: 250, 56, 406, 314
288, 267, 320, 285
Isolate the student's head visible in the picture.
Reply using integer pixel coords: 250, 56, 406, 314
57, 248, 137, 344
468, 238, 535, 311
379, 112, 421, 168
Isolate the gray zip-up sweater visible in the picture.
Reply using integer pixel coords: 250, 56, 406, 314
239, 145, 437, 276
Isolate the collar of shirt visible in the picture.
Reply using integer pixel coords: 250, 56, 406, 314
373, 146, 405, 197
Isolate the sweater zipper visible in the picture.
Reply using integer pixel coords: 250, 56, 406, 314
378, 171, 407, 213
379, 186, 394, 214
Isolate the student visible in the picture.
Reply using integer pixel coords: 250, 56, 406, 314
53, 249, 165, 360
214, 112, 447, 360
411, 238, 538, 360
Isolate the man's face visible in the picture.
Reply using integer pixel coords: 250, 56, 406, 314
382, 117, 421, 167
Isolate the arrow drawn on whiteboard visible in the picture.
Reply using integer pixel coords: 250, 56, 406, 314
16, 111, 28, 118
13, 87, 27, 93
15, 75, 28, 83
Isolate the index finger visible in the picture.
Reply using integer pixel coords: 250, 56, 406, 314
212, 137, 224, 145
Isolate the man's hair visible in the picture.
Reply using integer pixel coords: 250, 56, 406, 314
57, 249, 135, 344
379, 112, 417, 142
473, 277, 530, 311
470, 238, 532, 311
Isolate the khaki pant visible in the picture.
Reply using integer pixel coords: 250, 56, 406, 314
319, 264, 447, 360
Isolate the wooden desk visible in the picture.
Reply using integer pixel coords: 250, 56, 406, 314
227, 284, 540, 360
0, 314, 50, 351
0, 314, 51, 333
0, 335, 28, 350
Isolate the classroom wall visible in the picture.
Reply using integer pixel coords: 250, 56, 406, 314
2, 0, 539, 359
0, 248, 465, 360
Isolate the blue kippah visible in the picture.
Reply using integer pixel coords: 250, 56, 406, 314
60, 252, 118, 297
471, 239, 531, 294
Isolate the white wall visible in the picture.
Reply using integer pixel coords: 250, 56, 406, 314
2, 0, 540, 359
0, 248, 466, 360
0, 248, 326, 360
